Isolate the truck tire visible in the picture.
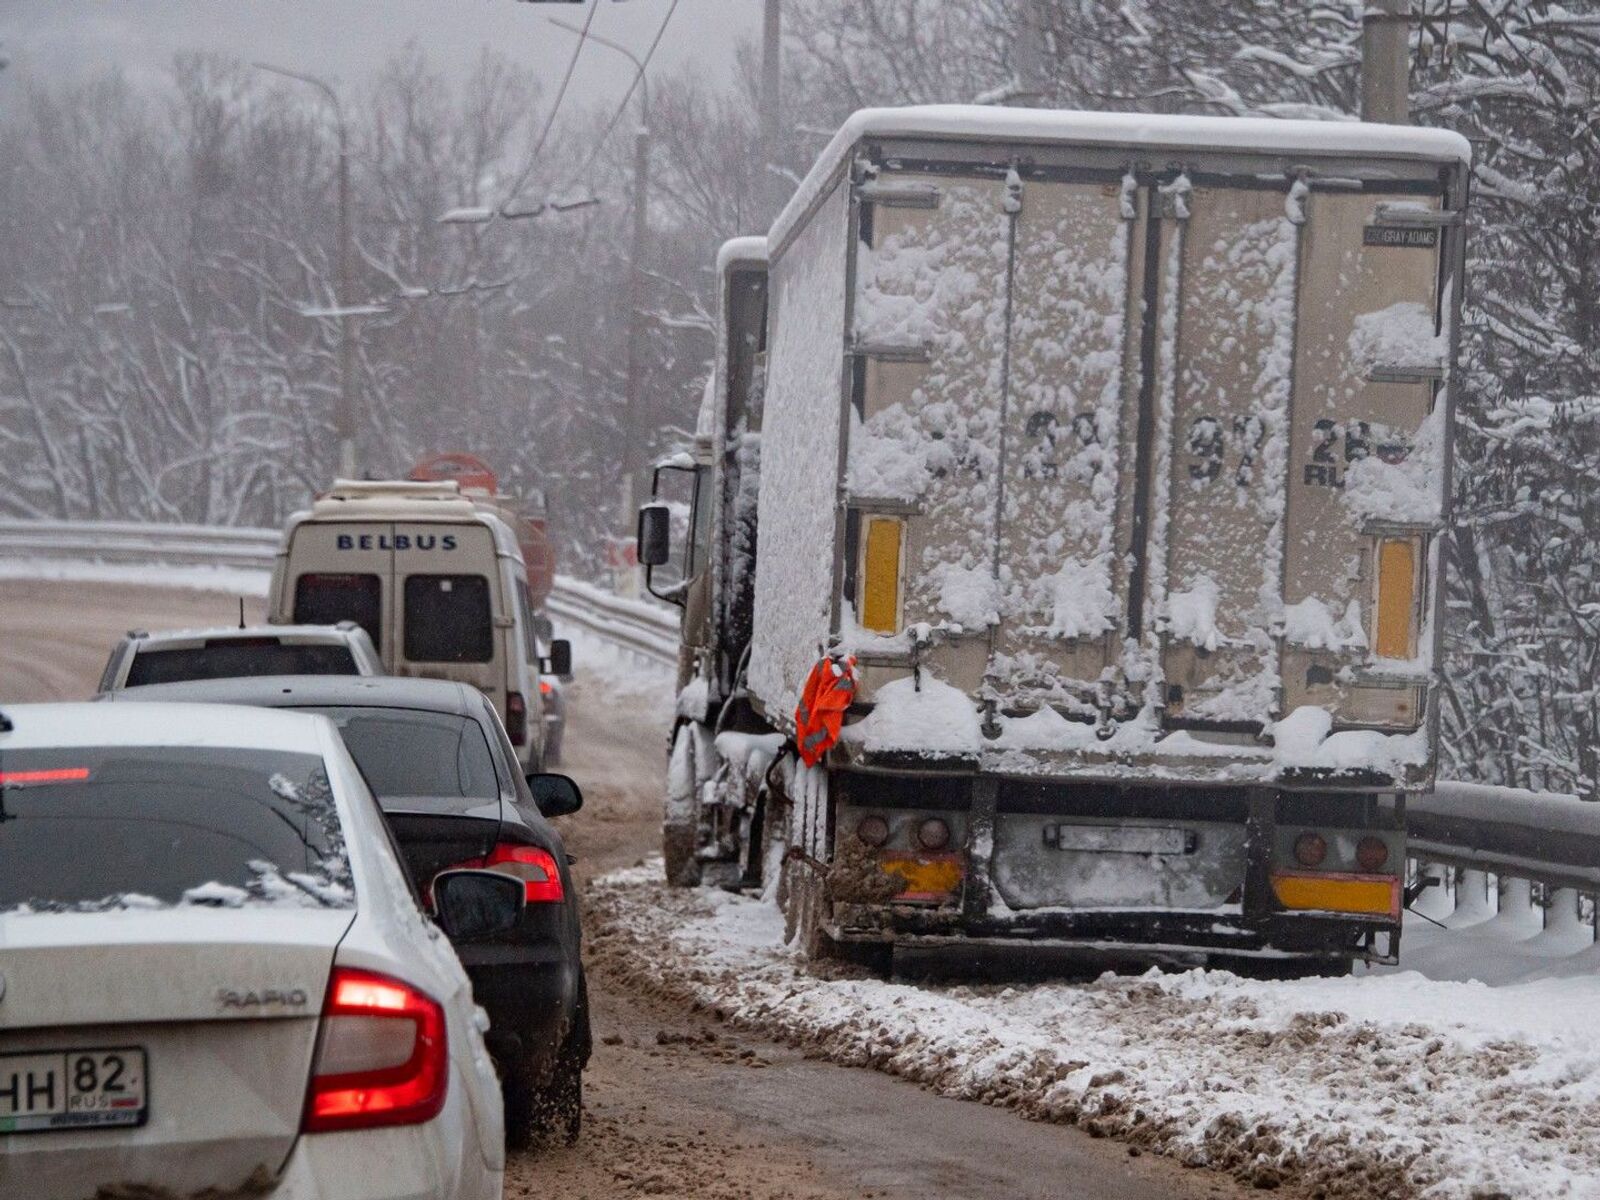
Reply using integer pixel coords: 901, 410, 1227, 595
663, 723, 703, 887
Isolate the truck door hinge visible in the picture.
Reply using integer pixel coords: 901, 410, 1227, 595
1003, 166, 1024, 215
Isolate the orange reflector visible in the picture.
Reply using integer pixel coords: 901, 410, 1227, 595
860, 516, 904, 635
1271, 872, 1400, 920
1374, 539, 1417, 659
879, 854, 963, 902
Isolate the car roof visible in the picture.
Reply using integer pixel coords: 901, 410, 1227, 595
126, 624, 363, 647
0, 701, 332, 753
106, 673, 481, 716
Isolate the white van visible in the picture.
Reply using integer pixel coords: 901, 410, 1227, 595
267, 480, 569, 768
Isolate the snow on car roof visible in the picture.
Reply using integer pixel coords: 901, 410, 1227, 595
772, 105, 1472, 253
716, 235, 769, 275
0, 701, 333, 753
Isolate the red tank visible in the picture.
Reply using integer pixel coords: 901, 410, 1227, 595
408, 453, 556, 607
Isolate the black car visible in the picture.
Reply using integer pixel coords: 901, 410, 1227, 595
108, 674, 591, 1148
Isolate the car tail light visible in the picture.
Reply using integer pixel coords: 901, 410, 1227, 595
1356, 836, 1390, 873
0, 767, 90, 786
858, 515, 905, 635
1374, 537, 1419, 660
916, 817, 951, 851
441, 843, 565, 905
856, 815, 890, 848
1293, 832, 1327, 868
506, 691, 528, 746
303, 967, 447, 1133
539, 679, 554, 696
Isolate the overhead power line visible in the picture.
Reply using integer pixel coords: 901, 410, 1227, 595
565, 0, 682, 188
501, 0, 603, 212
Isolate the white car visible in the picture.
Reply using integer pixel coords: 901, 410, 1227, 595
96, 623, 384, 692
0, 703, 506, 1200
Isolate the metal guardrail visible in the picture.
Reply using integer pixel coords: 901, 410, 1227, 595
1410, 783, 1600, 895
0, 518, 680, 668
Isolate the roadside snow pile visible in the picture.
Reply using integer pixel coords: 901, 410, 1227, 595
592, 871, 1600, 1199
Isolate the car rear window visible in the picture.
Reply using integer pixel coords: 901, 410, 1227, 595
295, 573, 382, 647
125, 641, 359, 687
0, 747, 352, 912
403, 575, 493, 663
301, 707, 498, 802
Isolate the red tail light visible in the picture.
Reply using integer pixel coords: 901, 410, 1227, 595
0, 767, 91, 786
1293, 832, 1328, 868
1356, 836, 1390, 873
440, 843, 565, 904
506, 691, 528, 746
538, 679, 554, 696
303, 967, 447, 1133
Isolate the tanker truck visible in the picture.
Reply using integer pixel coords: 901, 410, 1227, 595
640, 106, 1469, 973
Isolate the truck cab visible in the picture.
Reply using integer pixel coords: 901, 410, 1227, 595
268, 480, 569, 769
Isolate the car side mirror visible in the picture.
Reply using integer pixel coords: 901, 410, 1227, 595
431, 869, 525, 942
540, 639, 572, 679
527, 772, 583, 817
637, 502, 671, 567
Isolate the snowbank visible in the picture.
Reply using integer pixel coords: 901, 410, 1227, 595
592, 870, 1600, 1199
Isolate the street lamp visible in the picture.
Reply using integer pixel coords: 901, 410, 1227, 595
545, 17, 652, 592
252, 61, 359, 480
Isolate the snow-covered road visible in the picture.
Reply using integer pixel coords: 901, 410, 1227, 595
592, 868, 1600, 1199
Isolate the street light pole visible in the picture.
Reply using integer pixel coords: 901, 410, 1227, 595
1362, 0, 1412, 124
252, 62, 359, 479
761, 0, 783, 216
546, 19, 652, 594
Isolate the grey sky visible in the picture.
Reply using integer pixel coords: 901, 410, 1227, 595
0, 0, 758, 112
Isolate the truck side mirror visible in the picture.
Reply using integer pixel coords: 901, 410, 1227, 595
637, 502, 672, 567
541, 638, 572, 678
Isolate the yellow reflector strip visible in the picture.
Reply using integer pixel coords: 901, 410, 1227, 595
1271, 872, 1399, 919
860, 516, 903, 634
879, 854, 963, 901
1374, 538, 1416, 659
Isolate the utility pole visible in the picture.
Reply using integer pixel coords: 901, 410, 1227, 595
253, 63, 358, 478
1362, 0, 1412, 124
547, 18, 652, 595
761, 0, 784, 216
1014, 0, 1051, 105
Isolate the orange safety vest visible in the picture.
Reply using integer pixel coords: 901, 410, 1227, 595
794, 654, 858, 767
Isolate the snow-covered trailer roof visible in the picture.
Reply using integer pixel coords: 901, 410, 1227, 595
716, 235, 769, 274
770, 105, 1472, 257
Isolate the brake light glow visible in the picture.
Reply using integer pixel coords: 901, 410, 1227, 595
506, 691, 528, 746
303, 967, 447, 1133
441, 843, 564, 904
539, 679, 554, 696
0, 767, 91, 786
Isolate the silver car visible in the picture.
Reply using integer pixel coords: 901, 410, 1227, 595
0, 702, 505, 1200
97, 623, 384, 692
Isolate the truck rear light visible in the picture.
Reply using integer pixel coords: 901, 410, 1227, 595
856, 815, 890, 848
1293, 832, 1327, 867
440, 843, 565, 903
506, 691, 528, 746
916, 817, 951, 851
1374, 538, 1419, 659
303, 967, 447, 1133
1356, 836, 1390, 872
858, 515, 905, 635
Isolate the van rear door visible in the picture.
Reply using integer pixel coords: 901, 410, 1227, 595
287, 523, 392, 660
393, 524, 502, 705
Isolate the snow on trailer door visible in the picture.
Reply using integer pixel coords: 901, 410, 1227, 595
995, 172, 1139, 714
1148, 178, 1299, 728
847, 167, 1013, 696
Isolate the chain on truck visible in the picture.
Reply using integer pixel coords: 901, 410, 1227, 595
640, 106, 1471, 975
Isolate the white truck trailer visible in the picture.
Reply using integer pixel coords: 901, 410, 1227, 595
641, 106, 1470, 971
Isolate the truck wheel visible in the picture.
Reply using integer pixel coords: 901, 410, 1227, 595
663, 723, 703, 887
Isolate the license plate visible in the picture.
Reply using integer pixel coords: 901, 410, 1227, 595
1042, 824, 1195, 855
0, 1048, 147, 1134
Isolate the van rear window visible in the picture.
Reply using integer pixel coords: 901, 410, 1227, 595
296, 573, 381, 647
404, 575, 493, 663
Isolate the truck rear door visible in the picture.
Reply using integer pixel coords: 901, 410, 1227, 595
287, 522, 393, 662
